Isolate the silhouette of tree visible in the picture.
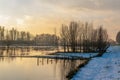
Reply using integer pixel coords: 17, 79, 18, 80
116, 31, 120, 44
60, 24, 70, 52
60, 21, 109, 53
97, 26, 109, 53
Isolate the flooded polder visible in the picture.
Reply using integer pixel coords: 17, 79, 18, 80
0, 47, 87, 80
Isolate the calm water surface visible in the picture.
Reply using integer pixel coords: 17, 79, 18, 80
0, 47, 86, 80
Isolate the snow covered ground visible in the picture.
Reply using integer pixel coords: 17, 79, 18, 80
72, 46, 120, 80
56, 52, 98, 58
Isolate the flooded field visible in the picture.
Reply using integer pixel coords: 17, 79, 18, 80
0, 47, 87, 80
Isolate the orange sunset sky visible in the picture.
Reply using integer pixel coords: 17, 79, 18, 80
0, 0, 120, 40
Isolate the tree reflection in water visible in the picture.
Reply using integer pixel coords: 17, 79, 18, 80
37, 58, 87, 80
0, 47, 88, 80
0, 47, 31, 56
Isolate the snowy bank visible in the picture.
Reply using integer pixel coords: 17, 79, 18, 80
72, 46, 120, 80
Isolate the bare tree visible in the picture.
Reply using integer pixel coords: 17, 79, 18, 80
116, 31, 120, 44
60, 24, 69, 52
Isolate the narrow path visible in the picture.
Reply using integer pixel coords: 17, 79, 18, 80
72, 46, 120, 80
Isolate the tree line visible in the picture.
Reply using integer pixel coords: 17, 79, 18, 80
0, 26, 58, 46
0, 26, 34, 46
34, 34, 59, 46
0, 26, 32, 41
0, 20, 110, 53
60, 21, 110, 53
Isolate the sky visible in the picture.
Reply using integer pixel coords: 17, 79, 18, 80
0, 0, 120, 40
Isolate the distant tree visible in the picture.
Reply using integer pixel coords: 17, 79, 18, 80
20, 31, 26, 41
0, 26, 5, 41
69, 21, 79, 52
116, 31, 120, 44
60, 24, 69, 52
26, 32, 30, 41
1, 27, 5, 40
34, 34, 58, 46
97, 26, 109, 52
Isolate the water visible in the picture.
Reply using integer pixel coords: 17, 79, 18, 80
0, 47, 87, 80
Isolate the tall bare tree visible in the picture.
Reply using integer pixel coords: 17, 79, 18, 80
116, 31, 120, 44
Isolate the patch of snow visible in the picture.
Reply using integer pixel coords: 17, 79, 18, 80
56, 53, 98, 58
72, 46, 120, 80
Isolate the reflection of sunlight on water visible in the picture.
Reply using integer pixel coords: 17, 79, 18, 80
0, 47, 88, 80
0, 57, 87, 80
0, 47, 56, 56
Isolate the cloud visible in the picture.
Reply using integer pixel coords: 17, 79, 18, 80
0, 0, 120, 40
41, 0, 120, 11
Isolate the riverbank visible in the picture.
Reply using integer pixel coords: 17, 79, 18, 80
72, 46, 120, 80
